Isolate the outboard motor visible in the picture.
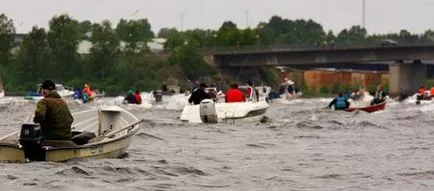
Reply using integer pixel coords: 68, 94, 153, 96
19, 123, 45, 161
199, 99, 218, 123
154, 90, 163, 103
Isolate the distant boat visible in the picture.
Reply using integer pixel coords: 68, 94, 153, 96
345, 102, 386, 113
24, 84, 74, 101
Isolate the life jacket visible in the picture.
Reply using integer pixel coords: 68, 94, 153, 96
431, 88, 434, 97
83, 87, 92, 96
335, 96, 347, 109
418, 88, 425, 95
374, 91, 384, 100
134, 93, 142, 104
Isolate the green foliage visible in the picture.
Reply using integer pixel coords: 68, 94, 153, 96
336, 25, 367, 44
259, 67, 280, 88
320, 86, 329, 95
116, 18, 154, 53
78, 20, 92, 40
11, 27, 52, 90
47, 14, 81, 79
88, 20, 120, 80
168, 45, 215, 81
0, 14, 15, 67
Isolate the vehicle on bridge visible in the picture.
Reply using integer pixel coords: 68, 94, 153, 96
378, 39, 398, 47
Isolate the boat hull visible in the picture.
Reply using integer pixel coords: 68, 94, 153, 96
0, 106, 141, 162
180, 101, 269, 124
345, 102, 386, 113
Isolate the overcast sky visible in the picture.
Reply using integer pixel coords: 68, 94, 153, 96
1, 0, 433, 34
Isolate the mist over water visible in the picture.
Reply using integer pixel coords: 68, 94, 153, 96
0, 96, 433, 191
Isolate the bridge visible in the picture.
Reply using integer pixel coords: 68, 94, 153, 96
206, 43, 434, 97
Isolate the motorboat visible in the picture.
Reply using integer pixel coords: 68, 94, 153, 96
0, 106, 143, 162
345, 101, 386, 113
24, 84, 75, 101
279, 80, 302, 100
180, 87, 269, 124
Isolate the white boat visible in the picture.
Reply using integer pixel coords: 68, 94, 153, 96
0, 105, 142, 162
25, 84, 75, 101
180, 87, 269, 124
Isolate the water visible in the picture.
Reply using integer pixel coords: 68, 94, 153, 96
0, 96, 433, 191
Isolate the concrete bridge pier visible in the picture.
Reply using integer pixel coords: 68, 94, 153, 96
389, 60, 426, 98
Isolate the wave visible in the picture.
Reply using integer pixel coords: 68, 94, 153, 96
397, 171, 434, 179
56, 166, 92, 176
151, 166, 208, 177
296, 120, 323, 129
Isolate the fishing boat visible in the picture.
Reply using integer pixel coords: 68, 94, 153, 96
279, 79, 302, 100
180, 86, 269, 124
0, 106, 143, 162
24, 84, 75, 101
345, 102, 386, 113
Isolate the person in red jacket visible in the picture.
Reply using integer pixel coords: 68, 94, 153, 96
225, 83, 246, 103
134, 90, 142, 104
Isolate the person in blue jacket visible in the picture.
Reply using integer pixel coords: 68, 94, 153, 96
328, 93, 350, 110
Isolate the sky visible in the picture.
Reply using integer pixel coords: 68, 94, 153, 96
1, 0, 434, 34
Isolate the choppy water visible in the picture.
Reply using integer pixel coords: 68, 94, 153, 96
0, 96, 433, 191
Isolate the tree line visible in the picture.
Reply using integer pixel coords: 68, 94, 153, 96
0, 14, 433, 92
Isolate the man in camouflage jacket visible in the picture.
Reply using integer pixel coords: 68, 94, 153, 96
33, 80, 73, 140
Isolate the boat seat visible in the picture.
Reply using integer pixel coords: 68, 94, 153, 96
71, 131, 97, 145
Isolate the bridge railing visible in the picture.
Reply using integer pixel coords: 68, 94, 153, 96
198, 42, 434, 55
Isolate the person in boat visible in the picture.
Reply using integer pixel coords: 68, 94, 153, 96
153, 90, 163, 103
134, 90, 142, 105
225, 83, 246, 103
188, 82, 210, 105
350, 89, 361, 101
416, 85, 425, 102
328, 93, 350, 110
124, 90, 137, 104
162, 84, 169, 94
83, 83, 92, 97
371, 84, 387, 105
207, 83, 218, 101
33, 80, 73, 141
191, 80, 201, 93
430, 87, 434, 98
72, 87, 82, 100
246, 81, 259, 102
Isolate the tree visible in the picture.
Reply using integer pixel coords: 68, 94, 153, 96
163, 29, 185, 50
336, 25, 367, 44
47, 14, 81, 80
0, 14, 15, 67
12, 26, 52, 90
89, 20, 120, 80
398, 29, 418, 43
261, 16, 326, 45
78, 20, 92, 40
115, 18, 154, 53
168, 45, 215, 80
216, 21, 242, 47
157, 27, 173, 38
